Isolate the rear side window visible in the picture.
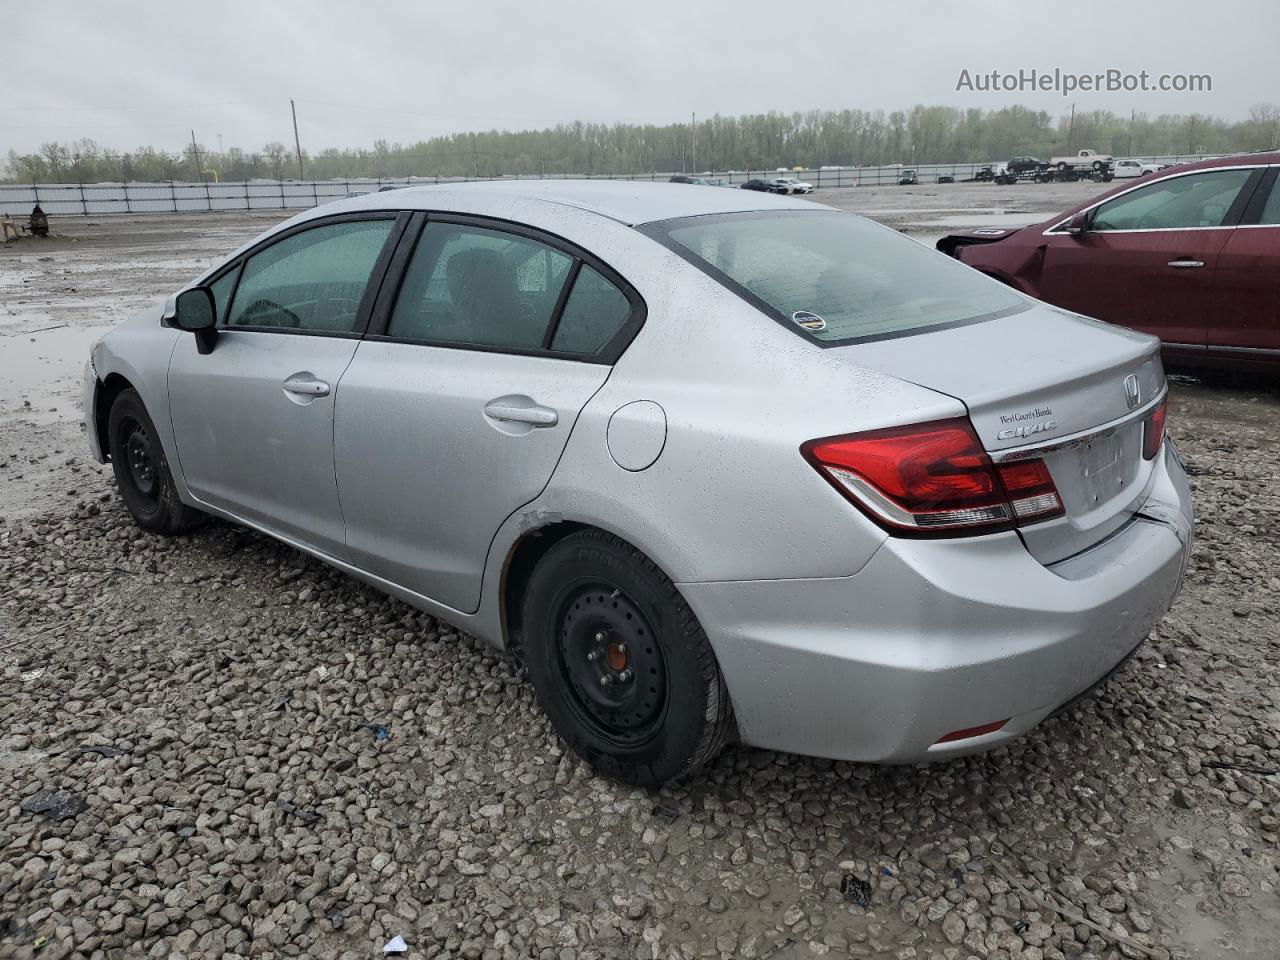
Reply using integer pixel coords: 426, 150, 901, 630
388, 222, 572, 349
647, 211, 1025, 344
1091, 169, 1253, 231
226, 219, 393, 332
1259, 180, 1280, 225
551, 265, 631, 354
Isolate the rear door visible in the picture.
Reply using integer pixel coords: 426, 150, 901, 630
1035, 166, 1262, 352
168, 214, 402, 557
335, 215, 644, 612
1208, 167, 1280, 359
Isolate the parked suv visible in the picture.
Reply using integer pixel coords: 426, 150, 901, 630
1007, 156, 1045, 175
741, 179, 788, 193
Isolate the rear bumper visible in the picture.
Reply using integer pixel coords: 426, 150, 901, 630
679, 439, 1193, 764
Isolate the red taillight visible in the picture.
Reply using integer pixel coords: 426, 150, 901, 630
995, 458, 1066, 523
1143, 397, 1167, 460
802, 418, 1063, 537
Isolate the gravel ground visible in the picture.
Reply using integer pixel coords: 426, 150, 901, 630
2, 195, 1279, 960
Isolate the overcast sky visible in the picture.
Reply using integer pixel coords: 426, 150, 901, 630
5, 0, 1274, 158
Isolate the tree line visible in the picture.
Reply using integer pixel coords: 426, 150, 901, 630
6, 103, 1279, 184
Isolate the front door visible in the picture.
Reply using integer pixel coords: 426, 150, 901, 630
1036, 167, 1261, 351
336, 217, 641, 612
168, 216, 398, 556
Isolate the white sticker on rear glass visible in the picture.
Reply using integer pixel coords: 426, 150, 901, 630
792, 310, 826, 331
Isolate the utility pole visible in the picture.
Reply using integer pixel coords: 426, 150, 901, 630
290, 99, 305, 179
1128, 108, 1135, 156
190, 130, 202, 181
691, 112, 697, 174
1066, 103, 1075, 151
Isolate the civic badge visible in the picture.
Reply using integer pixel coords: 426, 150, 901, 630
1123, 374, 1141, 410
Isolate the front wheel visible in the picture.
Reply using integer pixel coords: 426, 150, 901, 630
107, 388, 205, 535
521, 530, 735, 785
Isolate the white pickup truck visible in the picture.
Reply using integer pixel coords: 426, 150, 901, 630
1050, 148, 1113, 172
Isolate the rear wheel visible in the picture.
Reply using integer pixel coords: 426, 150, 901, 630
521, 530, 734, 785
107, 389, 204, 535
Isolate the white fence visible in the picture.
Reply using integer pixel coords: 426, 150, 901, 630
0, 155, 1215, 218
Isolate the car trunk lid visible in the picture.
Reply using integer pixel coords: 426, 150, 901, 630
842, 304, 1166, 564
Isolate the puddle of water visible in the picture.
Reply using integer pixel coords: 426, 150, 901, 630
0, 323, 113, 423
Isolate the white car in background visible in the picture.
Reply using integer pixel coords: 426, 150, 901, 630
771, 177, 814, 194
1112, 159, 1162, 179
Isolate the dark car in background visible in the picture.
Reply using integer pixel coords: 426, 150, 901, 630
938, 153, 1280, 371
740, 179, 788, 193
1007, 156, 1046, 175
898, 169, 918, 186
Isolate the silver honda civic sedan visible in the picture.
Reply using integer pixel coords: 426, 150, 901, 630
83, 181, 1193, 785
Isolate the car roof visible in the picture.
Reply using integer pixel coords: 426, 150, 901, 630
322, 178, 826, 226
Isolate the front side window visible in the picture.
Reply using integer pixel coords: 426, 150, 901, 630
208, 266, 240, 324
226, 219, 394, 332
387, 222, 572, 349
648, 211, 1025, 344
1090, 169, 1253, 231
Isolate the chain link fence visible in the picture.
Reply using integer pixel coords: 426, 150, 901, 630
0, 155, 1216, 218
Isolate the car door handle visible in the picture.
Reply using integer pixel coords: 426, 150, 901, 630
1167, 259, 1205, 269
282, 374, 331, 397
483, 399, 558, 427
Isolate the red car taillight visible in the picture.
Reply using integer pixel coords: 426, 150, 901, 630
1143, 397, 1167, 460
994, 458, 1066, 523
802, 418, 1064, 537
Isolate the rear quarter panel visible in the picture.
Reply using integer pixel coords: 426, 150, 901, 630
497, 234, 966, 587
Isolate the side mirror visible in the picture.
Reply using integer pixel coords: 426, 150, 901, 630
174, 287, 216, 331
1064, 212, 1090, 235
174, 287, 218, 354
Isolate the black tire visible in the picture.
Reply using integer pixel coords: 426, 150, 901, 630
107, 388, 205, 535
521, 530, 735, 786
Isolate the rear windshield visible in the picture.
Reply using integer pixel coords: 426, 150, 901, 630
647, 211, 1026, 344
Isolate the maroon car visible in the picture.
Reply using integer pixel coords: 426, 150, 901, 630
938, 152, 1280, 371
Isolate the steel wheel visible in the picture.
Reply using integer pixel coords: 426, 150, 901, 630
121, 417, 159, 503
106, 387, 205, 535
522, 529, 735, 785
555, 583, 668, 746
